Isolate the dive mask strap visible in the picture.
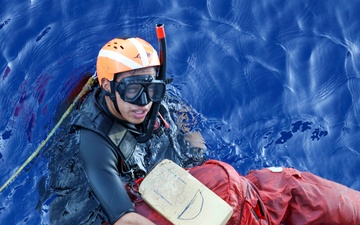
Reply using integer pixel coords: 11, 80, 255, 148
165, 78, 173, 84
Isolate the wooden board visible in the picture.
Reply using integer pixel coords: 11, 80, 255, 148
139, 159, 233, 225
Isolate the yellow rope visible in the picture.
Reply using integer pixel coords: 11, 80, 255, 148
0, 74, 96, 193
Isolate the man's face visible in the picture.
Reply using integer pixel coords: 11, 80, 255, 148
113, 67, 157, 124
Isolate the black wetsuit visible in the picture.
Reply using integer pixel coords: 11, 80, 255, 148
74, 87, 203, 224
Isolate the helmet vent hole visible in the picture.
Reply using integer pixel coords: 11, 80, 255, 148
114, 46, 118, 49
120, 46, 124, 49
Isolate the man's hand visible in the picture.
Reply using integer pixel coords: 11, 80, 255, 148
114, 212, 156, 225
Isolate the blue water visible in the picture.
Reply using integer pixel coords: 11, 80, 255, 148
1, 0, 360, 224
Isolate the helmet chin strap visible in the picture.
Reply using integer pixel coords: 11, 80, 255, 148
103, 81, 122, 116
110, 81, 123, 115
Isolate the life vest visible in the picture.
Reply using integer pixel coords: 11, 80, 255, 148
126, 160, 273, 225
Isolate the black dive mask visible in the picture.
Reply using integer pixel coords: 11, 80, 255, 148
115, 75, 166, 106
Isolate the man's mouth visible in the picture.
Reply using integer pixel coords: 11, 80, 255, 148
132, 109, 148, 119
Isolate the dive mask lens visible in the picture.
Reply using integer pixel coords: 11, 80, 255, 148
116, 75, 166, 105
124, 83, 143, 101
147, 83, 165, 102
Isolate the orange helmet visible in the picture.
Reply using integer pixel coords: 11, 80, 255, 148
96, 37, 160, 85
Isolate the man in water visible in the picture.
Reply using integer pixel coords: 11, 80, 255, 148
75, 36, 206, 224
75, 36, 360, 225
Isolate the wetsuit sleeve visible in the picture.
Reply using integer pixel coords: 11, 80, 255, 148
79, 128, 135, 224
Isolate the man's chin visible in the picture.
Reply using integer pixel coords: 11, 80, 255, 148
130, 118, 146, 125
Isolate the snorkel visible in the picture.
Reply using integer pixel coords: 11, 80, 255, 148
136, 24, 167, 143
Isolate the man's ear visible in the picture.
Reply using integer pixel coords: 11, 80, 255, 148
101, 78, 111, 92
